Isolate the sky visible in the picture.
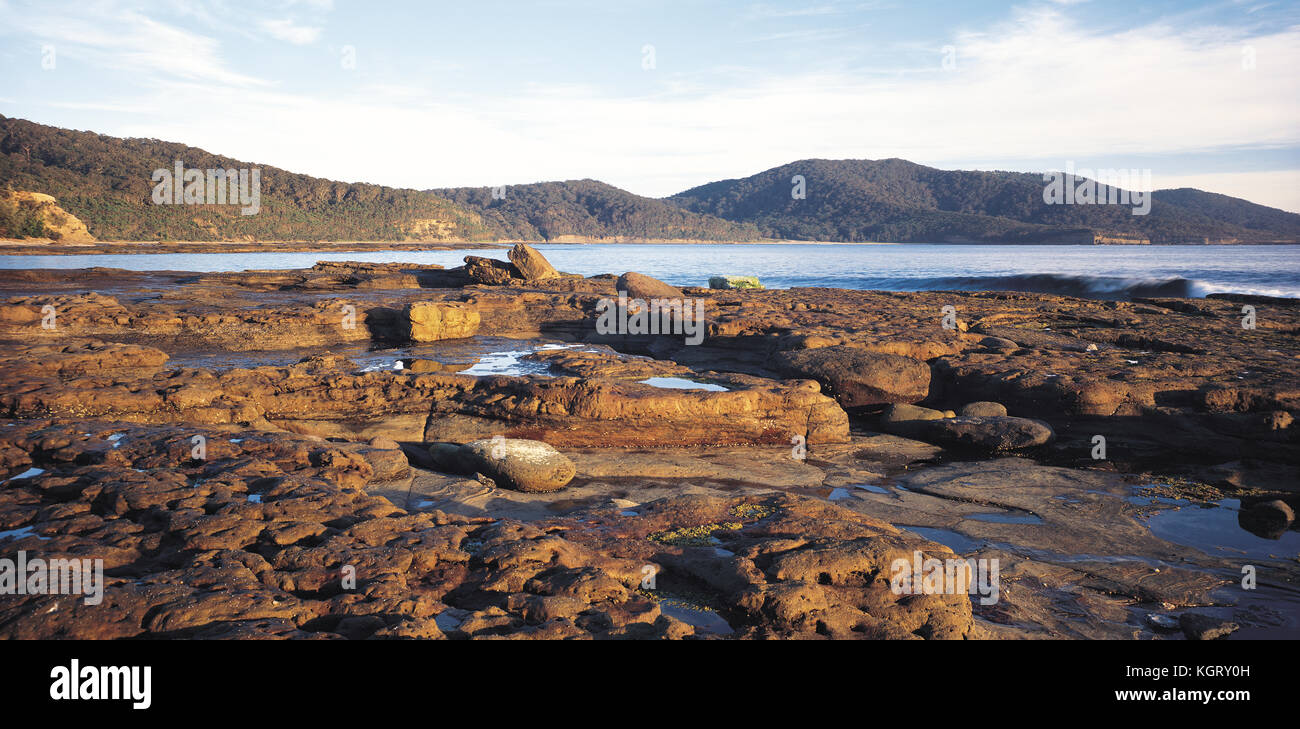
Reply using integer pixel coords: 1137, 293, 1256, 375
0, 0, 1297, 211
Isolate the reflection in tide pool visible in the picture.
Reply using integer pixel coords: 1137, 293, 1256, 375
459, 344, 577, 376
904, 527, 983, 554
638, 377, 729, 391
657, 600, 734, 635
1135, 494, 1300, 561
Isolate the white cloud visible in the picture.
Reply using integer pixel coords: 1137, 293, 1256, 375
258, 18, 322, 45
4, 4, 268, 87
4, 3, 1297, 212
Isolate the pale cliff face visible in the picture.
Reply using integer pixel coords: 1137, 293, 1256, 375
3, 190, 97, 243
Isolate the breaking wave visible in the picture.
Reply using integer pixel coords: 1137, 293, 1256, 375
878, 273, 1209, 300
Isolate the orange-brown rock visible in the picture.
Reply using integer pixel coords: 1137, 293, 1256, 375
407, 301, 481, 342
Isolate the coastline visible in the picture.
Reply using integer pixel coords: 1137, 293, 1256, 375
0, 253, 1296, 640
3, 238, 1296, 256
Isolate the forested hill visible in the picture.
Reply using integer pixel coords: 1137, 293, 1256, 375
3, 115, 1296, 244
0, 114, 494, 241
666, 158, 1300, 244
0, 114, 759, 242
431, 180, 763, 242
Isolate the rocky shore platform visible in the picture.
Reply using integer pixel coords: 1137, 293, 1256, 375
0, 247, 1296, 640
0, 239, 506, 255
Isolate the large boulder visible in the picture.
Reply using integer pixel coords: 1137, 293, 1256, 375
772, 346, 931, 408
709, 275, 763, 290
889, 416, 1054, 452
456, 438, 577, 493
407, 302, 480, 342
879, 403, 947, 423
508, 243, 561, 281
1238, 498, 1295, 539
464, 256, 519, 285
617, 272, 684, 301
959, 401, 1008, 417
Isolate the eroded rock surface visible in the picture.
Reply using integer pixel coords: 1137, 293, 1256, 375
0, 263, 1296, 640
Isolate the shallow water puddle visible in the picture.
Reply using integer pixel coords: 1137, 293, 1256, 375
166, 336, 585, 377
903, 526, 983, 554
391, 341, 580, 376
4, 467, 45, 482
0, 526, 49, 541
657, 600, 735, 635
457, 350, 552, 376
637, 377, 729, 392
1133, 492, 1300, 561
433, 612, 463, 632
967, 511, 1044, 525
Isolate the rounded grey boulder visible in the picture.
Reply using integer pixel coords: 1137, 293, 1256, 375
1238, 498, 1295, 538
960, 401, 1008, 417
617, 272, 685, 301
458, 438, 577, 493
880, 403, 947, 423
913, 416, 1054, 452
771, 345, 931, 408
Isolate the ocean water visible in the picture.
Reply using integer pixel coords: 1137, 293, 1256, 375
2, 243, 1297, 300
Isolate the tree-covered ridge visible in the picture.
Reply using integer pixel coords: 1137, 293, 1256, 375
0, 186, 50, 238
431, 179, 764, 242
4, 115, 1297, 244
0, 114, 494, 242
667, 158, 1300, 243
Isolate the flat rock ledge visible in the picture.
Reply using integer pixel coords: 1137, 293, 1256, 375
0, 420, 970, 640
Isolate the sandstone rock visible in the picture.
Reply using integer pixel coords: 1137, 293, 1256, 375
978, 336, 1017, 350
508, 243, 560, 281
772, 345, 931, 408
1179, 613, 1240, 641
709, 275, 763, 290
464, 256, 519, 285
544, 493, 977, 640
960, 401, 1008, 417
880, 404, 947, 423
616, 272, 684, 300
423, 376, 849, 447
427, 442, 465, 473
359, 442, 412, 482
1238, 499, 1295, 538
406, 358, 466, 373
407, 302, 480, 342
2, 191, 96, 243
888, 416, 1054, 452
458, 438, 576, 493
0, 420, 693, 641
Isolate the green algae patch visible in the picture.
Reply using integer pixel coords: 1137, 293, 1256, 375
709, 275, 764, 290
1138, 477, 1270, 504
730, 503, 777, 521
648, 521, 743, 547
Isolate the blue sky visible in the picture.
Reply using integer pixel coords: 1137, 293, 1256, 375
1, 0, 1298, 211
